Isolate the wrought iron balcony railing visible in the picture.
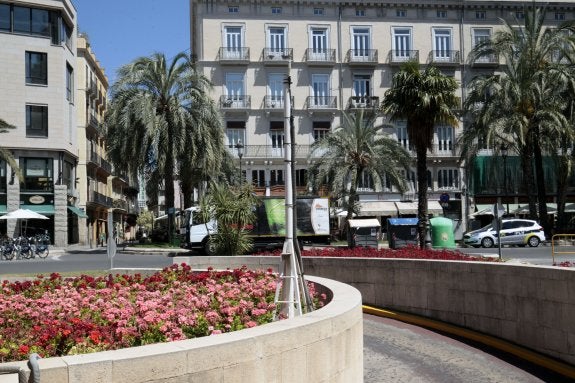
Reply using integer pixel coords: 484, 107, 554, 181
429, 50, 461, 65
305, 96, 337, 110
220, 94, 251, 109
346, 49, 378, 64
304, 48, 336, 64
218, 47, 250, 63
388, 50, 419, 64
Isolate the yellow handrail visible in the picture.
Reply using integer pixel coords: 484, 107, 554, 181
551, 234, 575, 264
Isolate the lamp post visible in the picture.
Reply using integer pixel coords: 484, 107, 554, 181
235, 140, 244, 184
500, 144, 508, 215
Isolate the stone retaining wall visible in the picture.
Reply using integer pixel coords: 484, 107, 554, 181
0, 276, 363, 383
176, 256, 575, 365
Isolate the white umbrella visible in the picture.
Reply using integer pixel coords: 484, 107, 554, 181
0, 208, 48, 237
0, 209, 49, 220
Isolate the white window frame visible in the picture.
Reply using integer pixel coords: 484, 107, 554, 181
432, 28, 452, 60
435, 125, 453, 153
226, 128, 245, 149
437, 169, 459, 190
392, 27, 412, 61
266, 25, 288, 56
222, 24, 245, 59
268, 73, 284, 107
396, 9, 406, 18
350, 26, 372, 59
224, 72, 245, 107
311, 73, 330, 107
308, 26, 330, 60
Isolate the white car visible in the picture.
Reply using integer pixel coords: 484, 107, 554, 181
463, 219, 545, 248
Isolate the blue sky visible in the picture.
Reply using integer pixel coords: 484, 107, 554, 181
73, 0, 190, 83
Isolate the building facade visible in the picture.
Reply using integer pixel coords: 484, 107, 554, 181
0, 0, 79, 247
190, 0, 575, 234
76, 35, 140, 247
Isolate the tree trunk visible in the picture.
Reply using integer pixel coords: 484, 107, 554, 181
555, 155, 571, 233
521, 140, 538, 220
346, 168, 361, 248
532, 126, 550, 235
416, 146, 428, 249
165, 121, 176, 244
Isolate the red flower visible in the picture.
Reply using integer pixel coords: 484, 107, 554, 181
18, 345, 30, 355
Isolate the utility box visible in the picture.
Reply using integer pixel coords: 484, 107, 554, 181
349, 218, 380, 248
387, 218, 418, 249
429, 217, 456, 249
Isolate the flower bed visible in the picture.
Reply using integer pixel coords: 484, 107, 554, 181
255, 246, 499, 261
0, 264, 299, 363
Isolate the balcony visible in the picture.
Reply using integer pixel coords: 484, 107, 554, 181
305, 96, 337, 113
229, 144, 315, 160
347, 96, 380, 110
304, 48, 336, 66
263, 95, 294, 112
262, 48, 293, 65
388, 50, 419, 65
85, 80, 97, 98
220, 94, 251, 110
346, 49, 378, 65
100, 158, 113, 174
470, 53, 499, 68
428, 50, 461, 66
113, 198, 128, 211
397, 142, 460, 157
89, 190, 112, 208
218, 47, 250, 65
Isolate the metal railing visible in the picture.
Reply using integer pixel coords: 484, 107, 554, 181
263, 48, 293, 63
218, 47, 250, 62
305, 48, 336, 64
388, 50, 419, 64
306, 96, 337, 110
429, 50, 461, 64
551, 234, 575, 264
346, 49, 378, 64
347, 96, 380, 109
220, 94, 251, 109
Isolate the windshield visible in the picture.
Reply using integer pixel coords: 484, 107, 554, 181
477, 224, 493, 232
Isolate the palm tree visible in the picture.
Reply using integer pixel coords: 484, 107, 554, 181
308, 109, 412, 247
381, 61, 460, 248
106, 52, 226, 218
0, 118, 21, 182
462, 6, 575, 234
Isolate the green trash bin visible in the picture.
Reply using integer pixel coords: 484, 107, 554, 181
429, 217, 456, 249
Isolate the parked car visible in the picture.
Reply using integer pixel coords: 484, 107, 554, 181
463, 219, 545, 248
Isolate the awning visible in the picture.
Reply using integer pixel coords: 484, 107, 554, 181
20, 204, 55, 215
427, 200, 443, 215
395, 201, 418, 215
513, 203, 557, 215
358, 201, 397, 216
0, 205, 6, 214
68, 205, 88, 218
348, 218, 381, 228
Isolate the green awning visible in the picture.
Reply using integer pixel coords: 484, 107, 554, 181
20, 204, 55, 215
67, 205, 88, 218
0, 205, 6, 214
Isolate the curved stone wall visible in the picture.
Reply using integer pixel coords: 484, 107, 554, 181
0, 276, 363, 383
177, 256, 575, 366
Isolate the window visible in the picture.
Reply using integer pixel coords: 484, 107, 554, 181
433, 28, 452, 60
295, 169, 307, 187
60, 19, 72, 50
396, 126, 410, 150
309, 28, 329, 61
20, 157, 53, 192
351, 27, 371, 58
436, 126, 453, 152
311, 74, 330, 107
26, 105, 48, 137
271, 7, 282, 14
473, 28, 490, 47
252, 170, 265, 187
13, 7, 49, 36
267, 27, 287, 53
556, 12, 566, 21
25, 51, 47, 85
228, 6, 239, 13
66, 63, 73, 102
62, 161, 73, 190
352, 74, 371, 106
515, 11, 525, 20
313, 121, 330, 142
437, 10, 447, 18
270, 122, 284, 157
314, 8, 324, 16
358, 171, 373, 190
438, 169, 459, 189
270, 169, 284, 186
356, 9, 365, 17
226, 121, 245, 148
396, 9, 406, 18
0, 4, 9, 31
392, 28, 412, 61
475, 11, 486, 19
223, 26, 243, 59
225, 73, 245, 107
268, 73, 284, 107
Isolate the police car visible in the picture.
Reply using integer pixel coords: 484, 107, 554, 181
463, 219, 545, 248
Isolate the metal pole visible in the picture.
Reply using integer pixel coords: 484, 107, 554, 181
504, 156, 509, 214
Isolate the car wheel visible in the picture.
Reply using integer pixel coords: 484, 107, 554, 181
481, 237, 494, 248
202, 238, 217, 256
527, 236, 540, 247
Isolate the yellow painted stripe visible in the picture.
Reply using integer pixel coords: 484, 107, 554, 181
363, 305, 575, 379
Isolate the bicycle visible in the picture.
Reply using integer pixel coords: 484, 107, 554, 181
1, 237, 17, 261
31, 233, 50, 259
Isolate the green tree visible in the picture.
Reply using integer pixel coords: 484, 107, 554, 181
136, 210, 154, 235
105, 52, 226, 222
381, 61, 460, 248
199, 182, 260, 255
462, 6, 575, 233
308, 109, 412, 247
0, 118, 21, 182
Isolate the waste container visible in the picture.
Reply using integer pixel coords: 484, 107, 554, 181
349, 218, 380, 248
429, 217, 456, 249
387, 218, 418, 249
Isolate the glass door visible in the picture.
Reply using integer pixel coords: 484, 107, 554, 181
225, 26, 242, 59
270, 130, 285, 157
312, 74, 329, 107
268, 74, 284, 108
225, 73, 244, 107
352, 28, 370, 60
433, 29, 451, 60
310, 28, 328, 61
393, 28, 411, 61
353, 74, 370, 106
268, 27, 286, 57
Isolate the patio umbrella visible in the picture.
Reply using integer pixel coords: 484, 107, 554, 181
0, 208, 48, 236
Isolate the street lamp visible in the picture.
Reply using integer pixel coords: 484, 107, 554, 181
235, 140, 244, 183
500, 143, 509, 215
